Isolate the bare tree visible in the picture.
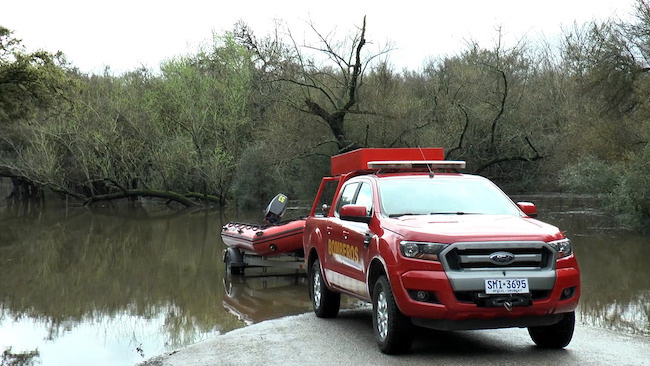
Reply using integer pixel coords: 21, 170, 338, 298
281, 16, 391, 152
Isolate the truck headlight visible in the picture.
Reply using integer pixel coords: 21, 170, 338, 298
400, 241, 448, 261
548, 238, 573, 259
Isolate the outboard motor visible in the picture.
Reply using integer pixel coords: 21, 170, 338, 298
264, 193, 288, 224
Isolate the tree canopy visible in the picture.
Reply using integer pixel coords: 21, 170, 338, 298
1, 3, 649, 230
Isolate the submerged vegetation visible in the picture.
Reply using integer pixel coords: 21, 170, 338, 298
1, 2, 649, 230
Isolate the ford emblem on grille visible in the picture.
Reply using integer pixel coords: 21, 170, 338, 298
489, 251, 515, 265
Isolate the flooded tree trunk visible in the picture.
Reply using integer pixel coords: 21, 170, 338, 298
8, 177, 43, 202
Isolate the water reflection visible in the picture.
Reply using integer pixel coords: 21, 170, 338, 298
223, 275, 311, 325
0, 193, 648, 365
574, 235, 650, 335
0, 204, 239, 365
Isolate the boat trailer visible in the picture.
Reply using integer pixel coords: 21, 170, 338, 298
223, 246, 306, 276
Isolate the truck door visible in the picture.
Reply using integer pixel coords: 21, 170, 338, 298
325, 180, 373, 298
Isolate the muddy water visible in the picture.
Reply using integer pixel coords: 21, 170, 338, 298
0, 192, 648, 365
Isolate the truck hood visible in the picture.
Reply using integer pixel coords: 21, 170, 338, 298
384, 214, 563, 243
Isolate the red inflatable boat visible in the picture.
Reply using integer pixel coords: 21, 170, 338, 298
221, 193, 306, 257
221, 218, 306, 256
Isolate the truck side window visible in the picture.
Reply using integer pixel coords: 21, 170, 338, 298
355, 182, 373, 215
336, 182, 359, 212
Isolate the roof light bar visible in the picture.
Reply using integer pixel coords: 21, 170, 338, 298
367, 160, 466, 170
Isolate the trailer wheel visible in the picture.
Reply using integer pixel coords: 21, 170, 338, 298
528, 311, 575, 348
224, 248, 244, 275
309, 260, 340, 318
372, 276, 413, 354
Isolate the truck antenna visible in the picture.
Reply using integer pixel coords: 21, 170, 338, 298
418, 146, 435, 178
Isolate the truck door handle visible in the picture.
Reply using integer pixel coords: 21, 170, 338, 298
364, 233, 372, 248
342, 231, 350, 240
326, 226, 333, 235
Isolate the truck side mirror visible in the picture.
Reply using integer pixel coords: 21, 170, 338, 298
340, 204, 372, 224
517, 201, 538, 218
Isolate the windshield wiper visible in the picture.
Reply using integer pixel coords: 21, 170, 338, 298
390, 212, 481, 217
389, 213, 424, 218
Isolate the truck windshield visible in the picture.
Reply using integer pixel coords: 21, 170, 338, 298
377, 176, 521, 217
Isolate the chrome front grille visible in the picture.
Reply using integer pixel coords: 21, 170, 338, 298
442, 241, 554, 271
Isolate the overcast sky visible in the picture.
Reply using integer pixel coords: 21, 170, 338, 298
2, 0, 638, 74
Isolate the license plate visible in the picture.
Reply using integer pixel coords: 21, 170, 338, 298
485, 278, 529, 294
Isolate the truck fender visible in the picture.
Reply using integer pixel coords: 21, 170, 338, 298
306, 227, 332, 286
366, 255, 389, 298
305, 226, 319, 257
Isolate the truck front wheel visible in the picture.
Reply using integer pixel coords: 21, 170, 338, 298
372, 276, 413, 354
309, 260, 340, 318
528, 311, 575, 348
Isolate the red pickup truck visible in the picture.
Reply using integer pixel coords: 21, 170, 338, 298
302, 148, 580, 354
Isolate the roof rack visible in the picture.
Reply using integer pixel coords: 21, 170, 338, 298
367, 160, 466, 170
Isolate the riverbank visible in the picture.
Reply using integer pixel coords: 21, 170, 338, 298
140, 308, 650, 366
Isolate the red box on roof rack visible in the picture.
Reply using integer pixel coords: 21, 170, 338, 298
330, 148, 444, 176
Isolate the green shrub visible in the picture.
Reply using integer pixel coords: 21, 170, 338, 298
558, 156, 618, 195
607, 148, 650, 231
230, 144, 280, 210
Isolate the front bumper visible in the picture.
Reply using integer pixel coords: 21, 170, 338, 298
391, 266, 580, 330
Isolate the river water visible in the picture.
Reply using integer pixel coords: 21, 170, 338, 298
0, 185, 648, 365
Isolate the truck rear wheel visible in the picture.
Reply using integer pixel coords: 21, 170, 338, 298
372, 276, 413, 354
528, 311, 575, 348
310, 260, 340, 318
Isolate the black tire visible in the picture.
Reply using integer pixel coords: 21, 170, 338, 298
372, 276, 413, 354
528, 311, 575, 349
224, 250, 243, 275
309, 260, 340, 318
